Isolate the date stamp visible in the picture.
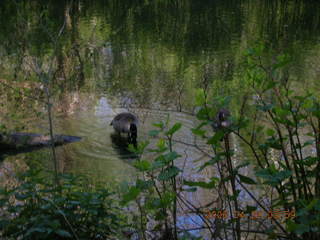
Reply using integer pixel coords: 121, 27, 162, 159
204, 209, 296, 221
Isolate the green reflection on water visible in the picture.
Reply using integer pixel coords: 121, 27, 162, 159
0, 0, 320, 181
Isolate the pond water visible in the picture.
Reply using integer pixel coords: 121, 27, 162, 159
1, 0, 320, 238
51, 93, 206, 183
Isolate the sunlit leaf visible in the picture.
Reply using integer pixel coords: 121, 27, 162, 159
184, 177, 218, 189
166, 122, 182, 136
134, 160, 151, 171
153, 122, 164, 129
195, 88, 206, 105
266, 128, 275, 136
157, 138, 166, 149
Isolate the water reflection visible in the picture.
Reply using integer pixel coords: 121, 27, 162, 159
110, 132, 138, 160
1, 0, 320, 238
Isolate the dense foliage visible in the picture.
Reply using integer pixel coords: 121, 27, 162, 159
119, 46, 320, 240
0, 169, 125, 239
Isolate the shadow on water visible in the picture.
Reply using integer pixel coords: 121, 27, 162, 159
110, 132, 138, 161
0, 146, 49, 160
0, 135, 82, 161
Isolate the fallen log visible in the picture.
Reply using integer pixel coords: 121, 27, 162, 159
0, 132, 81, 151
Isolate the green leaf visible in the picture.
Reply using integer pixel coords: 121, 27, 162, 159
163, 152, 181, 162
234, 162, 250, 171
146, 198, 161, 210
306, 199, 319, 210
302, 98, 313, 109
127, 144, 137, 153
274, 54, 291, 69
121, 187, 141, 205
266, 128, 275, 136
134, 160, 151, 171
276, 170, 292, 182
274, 117, 294, 126
184, 177, 218, 189
256, 103, 274, 112
158, 166, 181, 181
264, 81, 277, 91
155, 210, 167, 220
265, 137, 283, 150
139, 141, 150, 151
244, 205, 257, 213
298, 157, 318, 167
195, 88, 206, 105
196, 108, 209, 120
207, 131, 224, 145
199, 154, 223, 171
153, 122, 164, 129
152, 158, 166, 169
294, 224, 310, 235
160, 192, 175, 207
157, 139, 166, 150
136, 179, 154, 190
238, 174, 256, 185
149, 130, 160, 137
128, 141, 149, 154
55, 229, 72, 238
191, 128, 206, 137
255, 168, 292, 186
166, 123, 182, 136
302, 140, 314, 148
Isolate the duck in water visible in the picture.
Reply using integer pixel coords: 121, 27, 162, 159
110, 112, 138, 146
212, 108, 231, 130
212, 109, 231, 142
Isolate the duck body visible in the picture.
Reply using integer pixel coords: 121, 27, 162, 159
211, 109, 231, 142
212, 108, 231, 130
110, 112, 138, 144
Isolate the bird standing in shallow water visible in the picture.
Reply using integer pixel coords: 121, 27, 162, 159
110, 112, 138, 145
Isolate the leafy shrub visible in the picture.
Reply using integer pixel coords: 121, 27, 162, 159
121, 120, 183, 240
121, 46, 320, 240
190, 46, 320, 239
0, 168, 125, 240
